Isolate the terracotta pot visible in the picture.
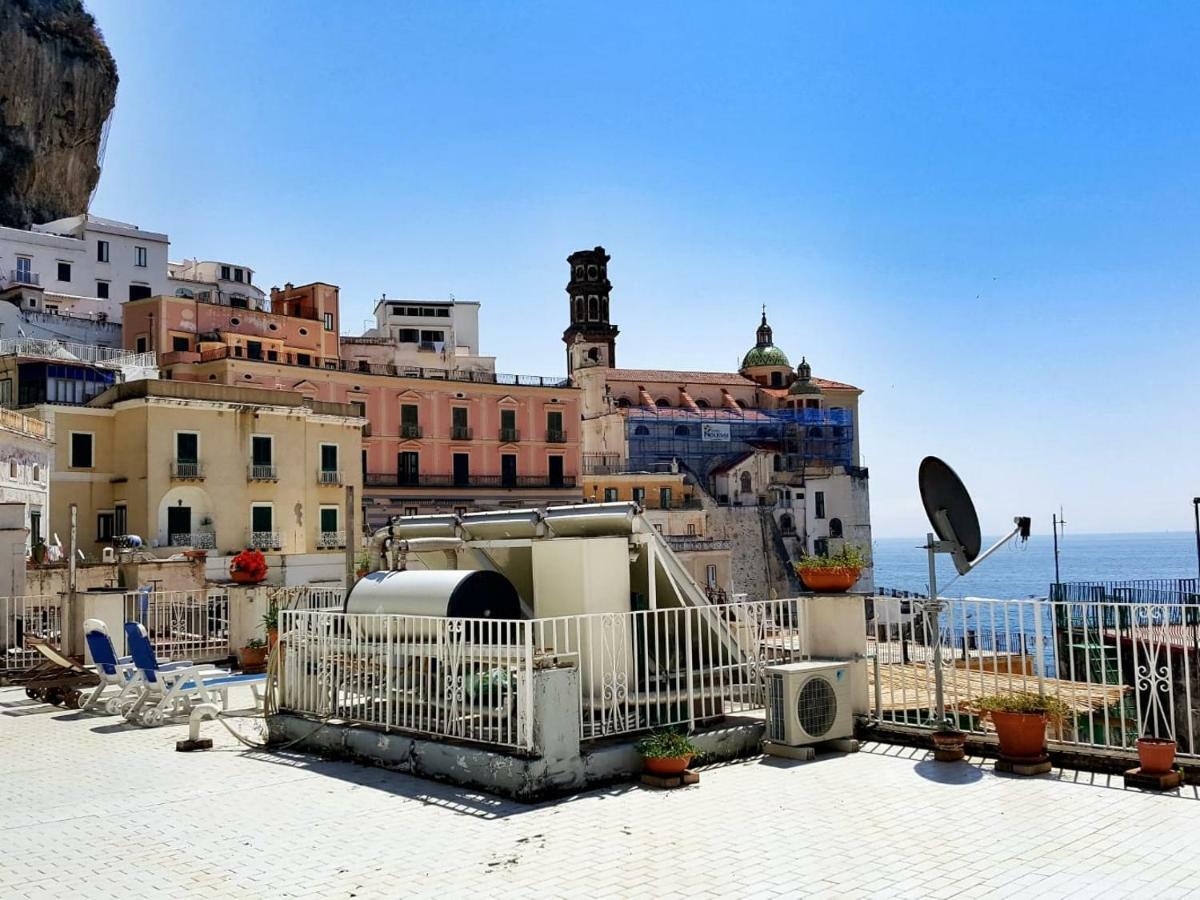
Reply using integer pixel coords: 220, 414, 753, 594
356, 568, 368, 580
797, 567, 861, 593
239, 645, 268, 669
231, 569, 264, 585
183, 549, 207, 561
643, 754, 692, 776
991, 710, 1047, 760
1137, 737, 1177, 775
267, 628, 279, 652
931, 730, 966, 762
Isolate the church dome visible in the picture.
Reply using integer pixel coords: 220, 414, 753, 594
740, 308, 790, 370
788, 357, 822, 395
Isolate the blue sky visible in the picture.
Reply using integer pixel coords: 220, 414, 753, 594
86, 1, 1200, 538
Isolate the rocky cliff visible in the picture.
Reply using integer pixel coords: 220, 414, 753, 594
0, 0, 117, 228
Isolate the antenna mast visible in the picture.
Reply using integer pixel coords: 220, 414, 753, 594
1052, 508, 1065, 587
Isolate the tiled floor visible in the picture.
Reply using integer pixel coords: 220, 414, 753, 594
2, 685, 1200, 898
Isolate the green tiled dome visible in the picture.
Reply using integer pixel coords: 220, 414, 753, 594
741, 345, 791, 369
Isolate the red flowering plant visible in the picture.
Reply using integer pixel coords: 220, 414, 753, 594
229, 548, 268, 583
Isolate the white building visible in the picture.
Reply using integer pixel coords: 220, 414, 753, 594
0, 407, 52, 552
0, 214, 264, 325
340, 296, 495, 374
167, 259, 266, 309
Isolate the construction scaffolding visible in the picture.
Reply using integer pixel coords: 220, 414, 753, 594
625, 408, 854, 481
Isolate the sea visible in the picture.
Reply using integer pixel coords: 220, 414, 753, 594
872, 531, 1198, 600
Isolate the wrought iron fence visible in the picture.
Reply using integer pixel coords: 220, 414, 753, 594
0, 594, 63, 673
868, 594, 1200, 760
278, 609, 535, 750
124, 589, 231, 663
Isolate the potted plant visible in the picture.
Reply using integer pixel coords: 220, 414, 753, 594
793, 544, 866, 593
1137, 735, 1177, 775
239, 637, 268, 671
229, 548, 268, 584
978, 693, 1071, 761
262, 603, 279, 651
355, 549, 371, 580
635, 729, 699, 776
930, 726, 967, 762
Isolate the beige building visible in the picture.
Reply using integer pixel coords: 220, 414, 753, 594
0, 408, 52, 551
34, 380, 364, 559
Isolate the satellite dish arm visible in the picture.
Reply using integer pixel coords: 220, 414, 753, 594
932, 511, 1031, 578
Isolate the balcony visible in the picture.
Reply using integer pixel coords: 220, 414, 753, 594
546, 429, 567, 443
249, 531, 281, 550
451, 426, 473, 441
365, 473, 578, 489
171, 460, 204, 480
317, 530, 346, 549
249, 464, 278, 481
168, 532, 216, 549
318, 469, 343, 485
6, 269, 39, 287
499, 428, 520, 443
400, 423, 423, 439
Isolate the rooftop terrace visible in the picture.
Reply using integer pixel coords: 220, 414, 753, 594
1, 688, 1196, 898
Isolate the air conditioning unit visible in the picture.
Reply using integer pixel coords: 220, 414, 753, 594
763, 660, 856, 760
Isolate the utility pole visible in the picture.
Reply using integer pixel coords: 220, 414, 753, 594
345, 485, 356, 590
1052, 509, 1065, 588
1193, 498, 1200, 585
66, 504, 79, 658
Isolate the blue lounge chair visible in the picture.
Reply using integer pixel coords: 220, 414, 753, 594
122, 622, 264, 726
81, 619, 196, 715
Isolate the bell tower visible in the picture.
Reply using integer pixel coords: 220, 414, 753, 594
562, 246, 619, 377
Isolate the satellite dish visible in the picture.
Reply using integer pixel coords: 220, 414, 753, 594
918, 456, 981, 566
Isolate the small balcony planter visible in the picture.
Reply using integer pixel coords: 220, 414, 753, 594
635, 729, 698, 776
978, 694, 1071, 762
1137, 737, 1177, 775
793, 545, 866, 593
239, 638, 268, 673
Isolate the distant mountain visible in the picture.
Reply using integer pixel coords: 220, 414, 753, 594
0, 0, 118, 228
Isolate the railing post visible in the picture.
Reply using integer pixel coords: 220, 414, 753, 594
523, 620, 534, 751
685, 609, 695, 732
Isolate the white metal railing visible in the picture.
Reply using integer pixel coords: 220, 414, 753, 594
868, 594, 1200, 760
276, 599, 809, 750
249, 531, 281, 549
318, 469, 343, 485
533, 599, 810, 739
0, 338, 155, 370
170, 460, 204, 479
317, 531, 346, 549
279, 610, 535, 750
125, 589, 231, 663
0, 594, 63, 673
168, 532, 215, 549
248, 464, 278, 480
272, 586, 344, 611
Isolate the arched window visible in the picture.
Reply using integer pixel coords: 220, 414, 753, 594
587, 264, 598, 280
601, 297, 609, 320
674, 425, 690, 436
588, 296, 599, 320
740, 472, 753, 494
574, 296, 585, 321
574, 265, 584, 280
829, 518, 843, 539
655, 398, 670, 408
616, 397, 631, 409
32, 464, 39, 481
588, 347, 601, 362
633, 425, 650, 436
695, 398, 710, 408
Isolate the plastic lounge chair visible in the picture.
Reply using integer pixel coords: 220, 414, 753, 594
81, 619, 195, 715
122, 622, 263, 726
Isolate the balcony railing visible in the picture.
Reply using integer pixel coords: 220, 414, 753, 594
169, 532, 216, 549
249, 531, 281, 550
451, 426, 472, 440
7, 269, 39, 287
190, 344, 570, 389
0, 338, 156, 370
400, 423, 423, 439
317, 530, 346, 549
318, 469, 343, 485
249, 464, 278, 481
546, 429, 567, 443
664, 536, 732, 552
365, 473, 578, 489
0, 408, 53, 441
171, 460, 204, 480
499, 428, 520, 443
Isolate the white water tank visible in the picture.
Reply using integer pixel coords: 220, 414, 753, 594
344, 569, 524, 620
